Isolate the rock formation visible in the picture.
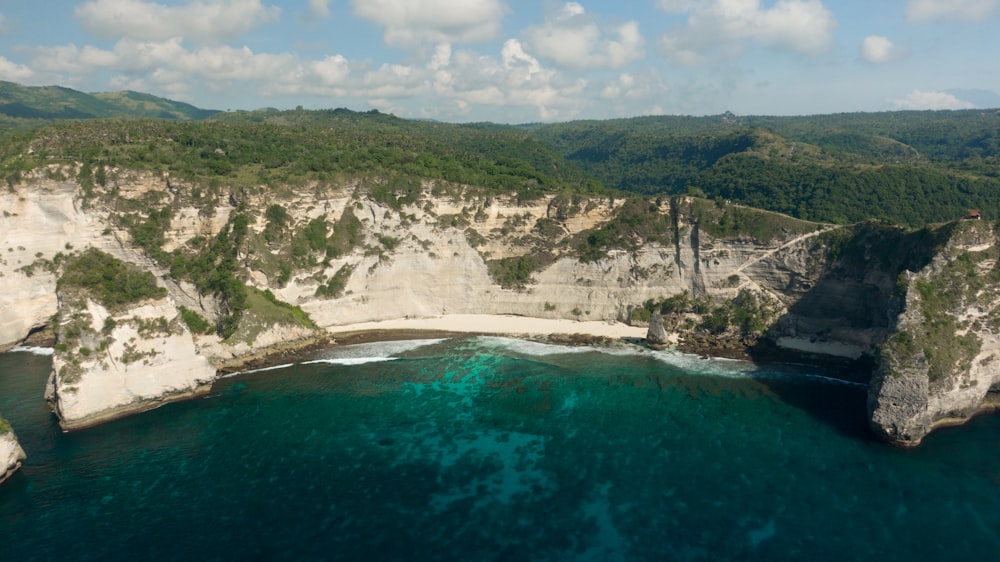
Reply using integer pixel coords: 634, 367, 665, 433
45, 293, 216, 431
868, 220, 1000, 446
0, 419, 27, 486
0, 171, 998, 445
646, 312, 671, 348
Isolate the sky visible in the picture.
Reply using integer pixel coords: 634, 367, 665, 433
0, 0, 999, 123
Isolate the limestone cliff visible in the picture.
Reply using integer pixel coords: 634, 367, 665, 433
0, 419, 26, 486
45, 291, 216, 430
1, 170, 997, 444
868, 220, 1000, 446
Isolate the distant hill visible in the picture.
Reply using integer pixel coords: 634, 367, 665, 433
2, 80, 1000, 227
0, 81, 219, 121
530, 110, 1000, 225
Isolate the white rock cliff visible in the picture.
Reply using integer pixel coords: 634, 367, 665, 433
0, 174, 996, 445
0, 425, 27, 485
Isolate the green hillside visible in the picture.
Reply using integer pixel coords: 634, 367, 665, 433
530, 110, 1000, 226
2, 77, 999, 228
0, 81, 219, 121
1, 109, 595, 201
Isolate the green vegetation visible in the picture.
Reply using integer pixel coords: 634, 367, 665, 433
178, 306, 214, 335
487, 254, 556, 290
58, 248, 167, 308
688, 198, 820, 241
2, 108, 594, 200
0, 415, 11, 435
532, 111, 1000, 226
4, 90, 999, 228
167, 214, 250, 338
247, 287, 314, 330
0, 80, 218, 121
633, 289, 778, 337
326, 207, 364, 258
576, 198, 672, 262
126, 206, 172, 259
316, 264, 356, 298
264, 204, 291, 243
880, 221, 997, 382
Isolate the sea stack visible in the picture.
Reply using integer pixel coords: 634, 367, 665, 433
646, 311, 670, 349
0, 417, 27, 486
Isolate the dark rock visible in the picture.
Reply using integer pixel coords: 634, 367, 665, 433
646, 312, 669, 347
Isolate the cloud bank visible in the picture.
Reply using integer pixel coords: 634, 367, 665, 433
658, 0, 836, 64
894, 90, 975, 110
905, 0, 999, 22
75, 0, 281, 43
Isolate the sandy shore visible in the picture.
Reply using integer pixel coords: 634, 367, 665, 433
325, 314, 647, 340
217, 315, 647, 374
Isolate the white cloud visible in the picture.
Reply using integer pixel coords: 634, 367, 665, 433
351, 0, 505, 46
657, 0, 836, 64
0, 55, 34, 82
905, 0, 999, 22
894, 90, 975, 110
308, 0, 332, 18
522, 3, 645, 69
861, 35, 903, 64
75, 0, 282, 43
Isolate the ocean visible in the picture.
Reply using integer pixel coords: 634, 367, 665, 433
1, 337, 998, 561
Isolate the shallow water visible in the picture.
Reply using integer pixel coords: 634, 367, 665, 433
1, 338, 998, 561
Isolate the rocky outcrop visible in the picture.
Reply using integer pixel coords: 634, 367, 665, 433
2, 172, 999, 444
646, 312, 670, 348
45, 293, 216, 431
868, 220, 1000, 446
0, 421, 27, 486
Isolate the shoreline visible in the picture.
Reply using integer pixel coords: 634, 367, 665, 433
325, 315, 648, 341
219, 315, 648, 375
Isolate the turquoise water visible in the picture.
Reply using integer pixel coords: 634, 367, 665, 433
1, 337, 998, 561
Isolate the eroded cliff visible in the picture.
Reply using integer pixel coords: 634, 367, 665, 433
868, 219, 1000, 446
1, 167, 997, 444
45, 291, 216, 430
0, 418, 26, 486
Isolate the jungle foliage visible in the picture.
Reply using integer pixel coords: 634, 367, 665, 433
58, 248, 167, 308
530, 110, 1000, 226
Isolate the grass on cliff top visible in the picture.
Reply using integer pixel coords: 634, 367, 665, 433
881, 221, 999, 382
0, 415, 11, 435
58, 248, 167, 308
688, 197, 823, 242
224, 287, 315, 345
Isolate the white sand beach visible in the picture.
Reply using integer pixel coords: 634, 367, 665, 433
325, 314, 647, 340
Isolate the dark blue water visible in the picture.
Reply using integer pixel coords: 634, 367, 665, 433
1, 337, 998, 561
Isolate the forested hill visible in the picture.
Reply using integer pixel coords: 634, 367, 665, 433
0, 109, 595, 202
0, 81, 218, 123
530, 110, 1000, 226
1, 78, 999, 227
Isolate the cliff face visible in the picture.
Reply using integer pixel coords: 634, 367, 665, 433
45, 292, 216, 430
868, 220, 1000, 446
0, 422, 26, 486
1, 172, 997, 444
0, 178, 108, 351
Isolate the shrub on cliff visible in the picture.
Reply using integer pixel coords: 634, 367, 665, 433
58, 248, 166, 308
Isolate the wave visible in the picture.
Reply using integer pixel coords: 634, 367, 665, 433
308, 338, 447, 361
9, 346, 55, 356
473, 336, 866, 388
219, 363, 299, 378
301, 357, 398, 366
224, 339, 444, 378
474, 336, 592, 357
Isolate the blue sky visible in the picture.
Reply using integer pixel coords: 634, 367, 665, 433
0, 0, 998, 122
